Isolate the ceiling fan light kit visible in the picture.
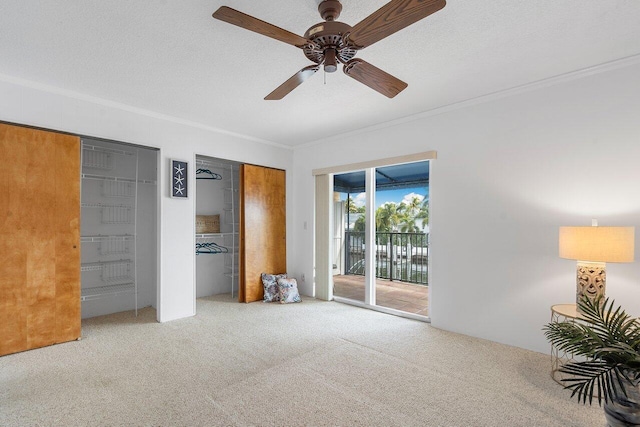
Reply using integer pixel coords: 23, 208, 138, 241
212, 0, 446, 100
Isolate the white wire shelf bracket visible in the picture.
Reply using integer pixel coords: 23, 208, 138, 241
81, 203, 134, 224
81, 259, 133, 272
196, 233, 236, 239
82, 149, 113, 170
101, 260, 133, 283
83, 144, 136, 157
100, 239, 130, 255
83, 173, 135, 183
101, 205, 133, 224
102, 275, 135, 285
101, 180, 135, 198
81, 235, 135, 243
81, 203, 130, 209
82, 173, 156, 185
81, 263, 103, 272
81, 283, 135, 301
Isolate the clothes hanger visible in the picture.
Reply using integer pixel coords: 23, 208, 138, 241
195, 168, 223, 180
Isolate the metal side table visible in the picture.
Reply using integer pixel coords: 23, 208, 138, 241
550, 303, 584, 385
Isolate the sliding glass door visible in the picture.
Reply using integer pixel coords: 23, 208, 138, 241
373, 164, 429, 316
330, 161, 430, 318
332, 170, 366, 303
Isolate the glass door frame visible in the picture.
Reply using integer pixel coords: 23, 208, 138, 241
363, 167, 376, 307
316, 153, 435, 322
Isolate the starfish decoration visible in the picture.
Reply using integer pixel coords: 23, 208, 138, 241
174, 164, 185, 175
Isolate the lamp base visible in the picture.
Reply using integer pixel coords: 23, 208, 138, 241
576, 261, 606, 312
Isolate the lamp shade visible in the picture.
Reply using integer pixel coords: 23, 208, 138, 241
559, 226, 635, 263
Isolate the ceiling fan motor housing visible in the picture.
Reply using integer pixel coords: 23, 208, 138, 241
303, 21, 357, 72
318, 0, 342, 21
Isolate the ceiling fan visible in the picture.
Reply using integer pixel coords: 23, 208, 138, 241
212, 0, 446, 100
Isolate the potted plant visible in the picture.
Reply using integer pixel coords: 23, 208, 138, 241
544, 296, 640, 426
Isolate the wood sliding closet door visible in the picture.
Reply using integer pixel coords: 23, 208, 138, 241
239, 164, 286, 303
0, 123, 81, 356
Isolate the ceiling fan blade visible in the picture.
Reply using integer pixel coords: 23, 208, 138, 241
348, 0, 446, 48
343, 59, 407, 98
213, 6, 312, 48
265, 65, 320, 100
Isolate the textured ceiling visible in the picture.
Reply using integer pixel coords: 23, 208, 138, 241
0, 1, 639, 147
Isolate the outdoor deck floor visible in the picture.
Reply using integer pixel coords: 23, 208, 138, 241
333, 275, 429, 317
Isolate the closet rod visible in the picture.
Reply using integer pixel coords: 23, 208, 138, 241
196, 159, 240, 170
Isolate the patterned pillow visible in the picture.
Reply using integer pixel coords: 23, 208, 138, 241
277, 277, 302, 304
261, 273, 287, 302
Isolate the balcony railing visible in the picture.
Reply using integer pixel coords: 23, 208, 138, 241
344, 231, 429, 285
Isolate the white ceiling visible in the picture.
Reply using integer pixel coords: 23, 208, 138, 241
0, 1, 639, 147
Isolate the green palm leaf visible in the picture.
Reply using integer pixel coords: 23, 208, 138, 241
543, 296, 640, 406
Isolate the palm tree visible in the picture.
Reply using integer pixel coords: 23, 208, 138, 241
416, 199, 429, 229
404, 195, 422, 218
353, 215, 365, 232
399, 216, 421, 233
346, 197, 359, 214
376, 202, 403, 232
394, 197, 420, 233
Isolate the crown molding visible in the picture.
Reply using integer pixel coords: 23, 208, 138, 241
297, 54, 640, 150
0, 73, 293, 151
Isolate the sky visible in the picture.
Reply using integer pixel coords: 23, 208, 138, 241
343, 186, 428, 208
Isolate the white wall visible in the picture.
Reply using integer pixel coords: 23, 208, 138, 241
291, 60, 640, 354
0, 77, 294, 323
3, 59, 639, 354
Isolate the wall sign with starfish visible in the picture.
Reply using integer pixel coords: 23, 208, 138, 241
170, 159, 188, 198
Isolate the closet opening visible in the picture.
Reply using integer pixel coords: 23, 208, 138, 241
80, 138, 159, 320
194, 155, 240, 302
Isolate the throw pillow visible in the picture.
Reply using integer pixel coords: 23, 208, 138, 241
277, 277, 302, 304
261, 273, 287, 302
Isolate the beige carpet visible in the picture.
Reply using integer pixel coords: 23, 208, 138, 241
1, 295, 604, 426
